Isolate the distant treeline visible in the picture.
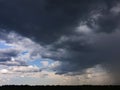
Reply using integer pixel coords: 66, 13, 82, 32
0, 85, 120, 90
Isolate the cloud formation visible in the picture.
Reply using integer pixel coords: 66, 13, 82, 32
0, 0, 120, 84
0, 65, 112, 85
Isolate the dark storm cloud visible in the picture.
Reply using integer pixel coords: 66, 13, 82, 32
0, 57, 11, 62
0, 50, 19, 61
0, 0, 120, 84
95, 11, 120, 33
0, 60, 27, 66
0, 50, 18, 57
93, 31, 120, 84
0, 49, 26, 66
0, 0, 115, 44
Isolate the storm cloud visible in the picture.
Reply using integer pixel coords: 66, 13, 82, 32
0, 0, 120, 84
0, 0, 115, 43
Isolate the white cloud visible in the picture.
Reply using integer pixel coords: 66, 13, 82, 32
0, 64, 113, 85
0, 69, 9, 74
0, 31, 53, 69
48, 61, 61, 70
0, 31, 46, 61
9, 65, 41, 73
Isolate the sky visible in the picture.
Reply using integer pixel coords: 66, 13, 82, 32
0, 0, 120, 85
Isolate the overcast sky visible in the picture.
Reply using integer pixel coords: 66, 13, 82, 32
0, 0, 120, 85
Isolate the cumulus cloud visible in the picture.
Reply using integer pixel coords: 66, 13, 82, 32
0, 65, 112, 85
0, 69, 9, 74
8, 65, 41, 73
0, 31, 47, 66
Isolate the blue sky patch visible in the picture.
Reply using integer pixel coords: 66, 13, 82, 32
0, 41, 12, 49
27, 58, 54, 68
21, 51, 29, 55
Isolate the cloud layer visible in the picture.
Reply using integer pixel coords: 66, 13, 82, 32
0, 0, 120, 84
